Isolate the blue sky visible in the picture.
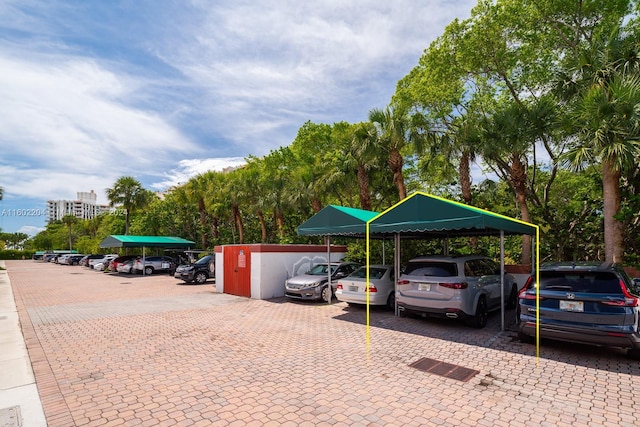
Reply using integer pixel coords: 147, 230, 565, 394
0, 0, 476, 235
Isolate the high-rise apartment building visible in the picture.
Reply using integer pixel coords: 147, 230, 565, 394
47, 190, 110, 223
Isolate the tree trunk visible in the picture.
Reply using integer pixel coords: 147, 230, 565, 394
276, 208, 286, 238
460, 151, 472, 205
257, 210, 267, 243
198, 198, 208, 249
312, 197, 322, 213
603, 159, 624, 263
233, 205, 244, 244
210, 215, 219, 240
459, 151, 477, 250
388, 149, 406, 200
357, 164, 372, 211
125, 210, 130, 235
510, 156, 531, 263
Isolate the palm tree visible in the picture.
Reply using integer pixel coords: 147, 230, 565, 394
344, 122, 379, 211
560, 24, 640, 262
369, 106, 425, 200
243, 157, 270, 242
479, 101, 534, 263
185, 174, 210, 249
105, 177, 150, 235
61, 214, 78, 251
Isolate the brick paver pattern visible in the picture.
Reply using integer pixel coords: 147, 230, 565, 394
7, 260, 640, 426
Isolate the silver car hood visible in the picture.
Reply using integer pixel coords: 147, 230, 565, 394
287, 274, 328, 285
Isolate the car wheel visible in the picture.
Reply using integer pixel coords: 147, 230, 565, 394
518, 331, 535, 344
386, 292, 396, 311
506, 285, 518, 309
194, 272, 207, 284
468, 296, 488, 328
144, 266, 154, 275
321, 286, 332, 302
627, 348, 640, 360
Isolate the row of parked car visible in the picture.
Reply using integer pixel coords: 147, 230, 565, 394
285, 255, 640, 359
44, 251, 216, 285
51, 253, 174, 275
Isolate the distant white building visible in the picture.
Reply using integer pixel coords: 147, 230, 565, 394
47, 190, 110, 223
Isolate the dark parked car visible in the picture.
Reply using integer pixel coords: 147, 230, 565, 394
67, 254, 86, 266
174, 255, 215, 284
517, 261, 640, 359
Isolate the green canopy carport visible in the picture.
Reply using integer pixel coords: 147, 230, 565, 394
368, 192, 538, 332
99, 235, 196, 249
297, 192, 539, 333
99, 235, 196, 276
369, 192, 537, 237
297, 205, 378, 236
297, 205, 380, 304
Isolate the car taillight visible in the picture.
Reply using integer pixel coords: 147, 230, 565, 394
397, 280, 410, 285
336, 283, 343, 290
439, 282, 467, 289
517, 276, 542, 300
367, 286, 378, 293
601, 280, 639, 307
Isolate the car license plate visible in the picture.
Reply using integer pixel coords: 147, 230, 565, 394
559, 300, 584, 312
161, 262, 170, 269
349, 286, 358, 292
418, 283, 432, 291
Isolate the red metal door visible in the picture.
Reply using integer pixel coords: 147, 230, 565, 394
223, 246, 251, 297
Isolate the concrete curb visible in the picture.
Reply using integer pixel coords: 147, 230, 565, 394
0, 261, 47, 426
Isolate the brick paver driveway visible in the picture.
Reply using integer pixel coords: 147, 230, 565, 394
7, 260, 640, 426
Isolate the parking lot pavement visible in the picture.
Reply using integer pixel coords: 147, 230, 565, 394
4, 259, 640, 426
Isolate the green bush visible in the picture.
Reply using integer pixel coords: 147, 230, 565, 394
0, 250, 36, 260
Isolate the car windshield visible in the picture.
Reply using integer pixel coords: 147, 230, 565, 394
404, 261, 457, 277
538, 271, 623, 294
350, 267, 387, 279
308, 264, 336, 275
194, 256, 212, 265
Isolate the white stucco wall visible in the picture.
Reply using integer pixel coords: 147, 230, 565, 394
214, 245, 347, 299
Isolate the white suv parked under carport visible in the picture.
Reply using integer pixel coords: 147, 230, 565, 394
396, 255, 518, 328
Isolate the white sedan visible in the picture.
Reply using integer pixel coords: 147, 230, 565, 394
335, 264, 395, 309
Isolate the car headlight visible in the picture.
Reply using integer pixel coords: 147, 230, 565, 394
312, 281, 324, 288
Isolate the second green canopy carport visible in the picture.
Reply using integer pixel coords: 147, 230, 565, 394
297, 205, 378, 236
99, 235, 196, 249
99, 235, 196, 276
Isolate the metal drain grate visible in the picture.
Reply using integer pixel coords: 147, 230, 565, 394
0, 406, 22, 427
409, 357, 479, 382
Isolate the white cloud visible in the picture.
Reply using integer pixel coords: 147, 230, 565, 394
151, 157, 247, 190
17, 225, 44, 236
156, 0, 475, 151
0, 47, 198, 180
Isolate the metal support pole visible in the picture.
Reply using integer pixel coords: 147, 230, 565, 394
394, 233, 400, 316
326, 236, 331, 304
500, 231, 505, 332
